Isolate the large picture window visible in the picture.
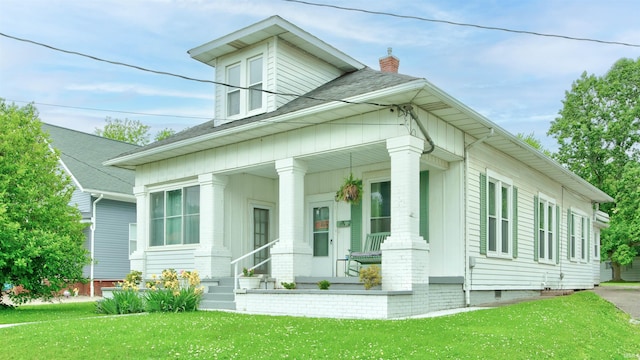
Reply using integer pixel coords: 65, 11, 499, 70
150, 186, 200, 246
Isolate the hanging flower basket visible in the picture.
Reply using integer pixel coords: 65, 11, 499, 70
335, 173, 363, 204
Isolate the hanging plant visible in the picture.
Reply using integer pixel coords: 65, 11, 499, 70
335, 173, 363, 204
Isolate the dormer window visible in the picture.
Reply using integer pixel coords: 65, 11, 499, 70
225, 54, 264, 118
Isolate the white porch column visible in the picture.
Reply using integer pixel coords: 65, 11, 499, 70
382, 135, 430, 292
271, 158, 312, 284
131, 186, 147, 276
194, 173, 231, 278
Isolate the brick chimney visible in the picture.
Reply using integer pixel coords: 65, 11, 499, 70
379, 47, 399, 73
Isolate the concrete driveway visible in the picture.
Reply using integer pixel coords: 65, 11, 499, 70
592, 285, 640, 321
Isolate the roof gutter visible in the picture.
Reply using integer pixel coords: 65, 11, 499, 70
105, 80, 427, 168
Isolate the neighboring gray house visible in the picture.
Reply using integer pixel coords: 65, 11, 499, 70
43, 124, 138, 296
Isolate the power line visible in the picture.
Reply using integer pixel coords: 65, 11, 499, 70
0, 32, 390, 108
6, 99, 213, 120
284, 0, 640, 48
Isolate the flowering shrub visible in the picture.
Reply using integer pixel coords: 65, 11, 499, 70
359, 265, 382, 290
145, 268, 204, 313
242, 267, 255, 277
96, 268, 204, 315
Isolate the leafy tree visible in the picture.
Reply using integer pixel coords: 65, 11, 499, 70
95, 117, 177, 145
516, 132, 552, 157
0, 100, 90, 306
154, 128, 176, 142
95, 117, 151, 145
548, 57, 640, 280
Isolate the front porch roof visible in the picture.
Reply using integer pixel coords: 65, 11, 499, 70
105, 68, 612, 204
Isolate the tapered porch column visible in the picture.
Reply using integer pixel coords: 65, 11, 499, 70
131, 186, 147, 276
195, 173, 231, 278
382, 135, 430, 292
271, 158, 312, 284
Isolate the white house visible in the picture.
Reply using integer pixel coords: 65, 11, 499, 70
106, 16, 612, 319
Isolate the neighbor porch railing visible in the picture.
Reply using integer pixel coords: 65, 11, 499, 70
230, 238, 280, 290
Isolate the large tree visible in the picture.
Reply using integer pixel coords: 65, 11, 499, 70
94, 117, 151, 145
0, 100, 90, 307
548, 57, 640, 280
94, 117, 177, 145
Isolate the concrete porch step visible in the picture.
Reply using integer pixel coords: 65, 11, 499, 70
294, 276, 365, 290
199, 277, 236, 311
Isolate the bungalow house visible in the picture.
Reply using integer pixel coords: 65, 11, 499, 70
43, 124, 138, 296
106, 16, 612, 319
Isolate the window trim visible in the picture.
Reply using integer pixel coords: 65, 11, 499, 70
485, 170, 514, 259
221, 46, 266, 120
536, 193, 557, 265
366, 176, 391, 235
148, 184, 200, 247
568, 208, 589, 263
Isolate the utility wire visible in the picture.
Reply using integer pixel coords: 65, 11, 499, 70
284, 0, 640, 48
0, 32, 390, 108
7, 99, 212, 120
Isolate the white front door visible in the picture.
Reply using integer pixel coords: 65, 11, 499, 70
309, 200, 334, 277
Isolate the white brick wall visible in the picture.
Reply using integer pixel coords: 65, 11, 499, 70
235, 289, 431, 319
428, 284, 464, 311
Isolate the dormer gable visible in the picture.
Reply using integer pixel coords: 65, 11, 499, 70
188, 16, 365, 126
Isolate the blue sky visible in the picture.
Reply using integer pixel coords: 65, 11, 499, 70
1, 0, 639, 150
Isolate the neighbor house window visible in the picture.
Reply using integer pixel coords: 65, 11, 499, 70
150, 186, 200, 246
535, 194, 557, 263
480, 171, 517, 258
370, 180, 391, 233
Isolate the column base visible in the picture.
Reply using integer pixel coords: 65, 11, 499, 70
194, 247, 232, 278
381, 235, 429, 291
270, 243, 313, 285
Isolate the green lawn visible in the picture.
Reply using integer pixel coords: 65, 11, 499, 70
600, 281, 640, 287
1, 292, 639, 359
0, 302, 99, 324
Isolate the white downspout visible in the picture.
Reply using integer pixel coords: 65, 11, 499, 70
90, 194, 104, 298
463, 129, 494, 306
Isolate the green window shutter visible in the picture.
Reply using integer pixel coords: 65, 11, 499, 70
350, 202, 362, 252
512, 186, 518, 258
566, 209, 572, 260
533, 195, 539, 261
587, 217, 591, 262
420, 170, 429, 243
479, 173, 487, 255
556, 205, 560, 265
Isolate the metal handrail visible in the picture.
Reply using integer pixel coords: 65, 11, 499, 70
230, 238, 279, 290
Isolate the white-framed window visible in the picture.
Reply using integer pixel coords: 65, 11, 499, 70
224, 53, 264, 118
568, 209, 589, 262
594, 228, 600, 260
486, 171, 513, 257
226, 63, 241, 117
128, 223, 137, 255
536, 194, 557, 263
149, 185, 200, 247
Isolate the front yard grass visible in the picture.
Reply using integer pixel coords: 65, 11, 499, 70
600, 280, 640, 287
1, 291, 639, 359
0, 302, 99, 324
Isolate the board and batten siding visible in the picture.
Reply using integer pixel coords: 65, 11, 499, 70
467, 141, 597, 290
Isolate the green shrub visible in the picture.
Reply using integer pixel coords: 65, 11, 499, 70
145, 288, 202, 313
317, 280, 331, 290
281, 282, 297, 289
95, 289, 144, 315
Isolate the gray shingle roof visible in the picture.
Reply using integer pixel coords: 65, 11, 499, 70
42, 123, 139, 195
115, 67, 420, 157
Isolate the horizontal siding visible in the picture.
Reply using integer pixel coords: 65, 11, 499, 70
146, 249, 196, 276
275, 40, 342, 108
93, 199, 135, 279
467, 141, 597, 290
71, 189, 91, 214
